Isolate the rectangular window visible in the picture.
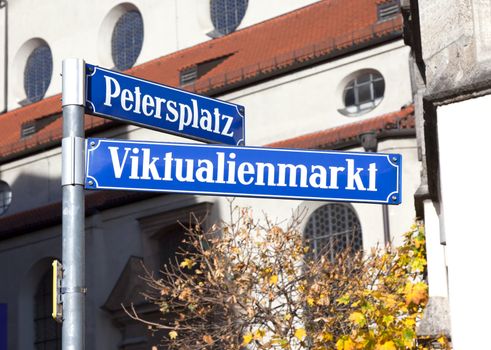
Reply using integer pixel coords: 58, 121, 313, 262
21, 123, 36, 138
377, 0, 400, 21
179, 54, 233, 86
20, 114, 61, 139
180, 66, 198, 86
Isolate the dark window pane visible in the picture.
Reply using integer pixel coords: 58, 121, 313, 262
356, 74, 371, 84
34, 270, 61, 349
373, 79, 385, 99
112, 11, 144, 71
210, 0, 248, 35
344, 86, 355, 107
24, 45, 53, 103
357, 83, 372, 104
304, 204, 362, 260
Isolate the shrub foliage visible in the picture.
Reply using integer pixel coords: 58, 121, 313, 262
127, 205, 450, 350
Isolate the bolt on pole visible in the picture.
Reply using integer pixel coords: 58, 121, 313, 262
61, 58, 86, 350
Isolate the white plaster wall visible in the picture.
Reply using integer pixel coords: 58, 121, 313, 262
0, 147, 62, 215
377, 138, 420, 246
239, 0, 319, 29
437, 94, 491, 349
4, 0, 319, 111
424, 199, 448, 298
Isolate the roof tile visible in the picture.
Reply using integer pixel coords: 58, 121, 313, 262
267, 105, 415, 149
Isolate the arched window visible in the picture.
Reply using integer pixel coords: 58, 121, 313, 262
210, 0, 248, 36
24, 45, 53, 103
341, 71, 385, 116
34, 270, 61, 349
304, 204, 362, 261
111, 10, 144, 71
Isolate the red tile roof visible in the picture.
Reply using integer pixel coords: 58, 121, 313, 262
0, 0, 402, 162
267, 105, 415, 149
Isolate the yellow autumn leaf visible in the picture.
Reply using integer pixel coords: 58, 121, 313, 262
284, 313, 292, 321
336, 337, 355, 350
336, 294, 350, 305
321, 332, 333, 341
349, 311, 366, 327
376, 341, 396, 350
294, 327, 307, 341
269, 274, 278, 285
307, 297, 315, 306
403, 317, 416, 327
437, 336, 447, 346
242, 333, 253, 345
404, 282, 428, 305
168, 330, 178, 340
203, 334, 214, 345
254, 329, 266, 340
382, 315, 394, 326
179, 258, 195, 269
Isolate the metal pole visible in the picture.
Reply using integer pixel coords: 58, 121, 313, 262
61, 58, 86, 350
382, 204, 391, 245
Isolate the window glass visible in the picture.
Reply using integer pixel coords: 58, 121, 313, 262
373, 78, 385, 98
34, 270, 61, 350
342, 71, 385, 116
357, 82, 372, 104
344, 86, 355, 107
24, 45, 53, 103
304, 204, 362, 261
112, 10, 144, 71
210, 0, 248, 36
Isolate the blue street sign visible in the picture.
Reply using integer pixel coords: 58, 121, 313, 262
85, 138, 402, 204
85, 64, 245, 145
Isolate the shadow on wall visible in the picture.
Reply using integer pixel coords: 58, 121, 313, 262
5, 172, 61, 216
17, 257, 61, 350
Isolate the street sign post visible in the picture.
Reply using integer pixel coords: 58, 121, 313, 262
85, 64, 245, 145
85, 138, 402, 205
61, 58, 86, 350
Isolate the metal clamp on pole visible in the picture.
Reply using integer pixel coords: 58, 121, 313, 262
61, 58, 86, 350
62, 137, 85, 186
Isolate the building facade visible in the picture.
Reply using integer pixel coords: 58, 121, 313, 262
404, 0, 491, 347
0, 0, 420, 348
